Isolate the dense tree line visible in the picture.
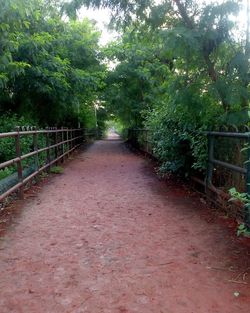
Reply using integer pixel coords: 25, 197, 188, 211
81, 0, 249, 174
0, 0, 106, 128
0, 0, 249, 177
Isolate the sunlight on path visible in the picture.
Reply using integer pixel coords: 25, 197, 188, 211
107, 130, 120, 140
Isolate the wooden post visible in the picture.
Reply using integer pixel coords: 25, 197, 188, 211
75, 130, 79, 146
81, 128, 83, 144
78, 129, 81, 145
73, 130, 75, 149
206, 133, 214, 191
245, 135, 250, 228
46, 128, 51, 173
146, 130, 149, 154
61, 127, 65, 163
33, 127, 39, 171
66, 128, 69, 157
68, 129, 70, 151
55, 130, 58, 165
15, 127, 24, 199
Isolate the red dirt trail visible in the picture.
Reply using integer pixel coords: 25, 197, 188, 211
0, 137, 250, 313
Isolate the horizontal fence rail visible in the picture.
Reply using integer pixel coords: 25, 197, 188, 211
128, 128, 250, 227
206, 131, 250, 228
0, 127, 96, 202
206, 131, 250, 194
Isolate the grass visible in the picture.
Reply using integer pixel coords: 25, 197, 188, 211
50, 166, 64, 174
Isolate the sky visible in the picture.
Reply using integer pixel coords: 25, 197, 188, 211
78, 7, 117, 45
78, 0, 249, 45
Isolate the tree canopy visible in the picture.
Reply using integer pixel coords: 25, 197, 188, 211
94, 0, 249, 172
0, 0, 106, 127
0, 0, 249, 174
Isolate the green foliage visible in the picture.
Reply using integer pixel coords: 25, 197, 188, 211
79, 104, 97, 130
0, 113, 37, 164
149, 121, 208, 174
236, 223, 250, 237
0, 168, 13, 180
1, 0, 249, 183
103, 29, 172, 128
50, 166, 64, 174
63, 0, 152, 25
229, 187, 250, 207
99, 0, 249, 176
0, 113, 50, 182
229, 187, 250, 236
0, 0, 106, 128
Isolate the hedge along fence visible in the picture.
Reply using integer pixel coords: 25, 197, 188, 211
127, 128, 250, 228
0, 127, 96, 202
127, 129, 153, 155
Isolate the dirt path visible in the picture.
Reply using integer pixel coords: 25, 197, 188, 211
0, 138, 249, 313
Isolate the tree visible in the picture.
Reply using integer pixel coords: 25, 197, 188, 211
66, 0, 249, 115
0, 0, 106, 127
94, 0, 249, 173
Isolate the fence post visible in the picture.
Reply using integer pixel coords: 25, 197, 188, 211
46, 127, 51, 173
73, 130, 75, 149
146, 130, 149, 154
76, 129, 78, 145
245, 136, 250, 228
79, 129, 81, 145
70, 129, 73, 151
33, 127, 39, 172
15, 127, 24, 199
66, 128, 69, 156
206, 133, 214, 191
82, 128, 86, 144
71, 130, 74, 150
61, 127, 65, 163
55, 129, 58, 165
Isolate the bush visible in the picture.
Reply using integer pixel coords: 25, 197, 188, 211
0, 113, 48, 178
50, 166, 64, 174
0, 113, 38, 163
145, 110, 209, 176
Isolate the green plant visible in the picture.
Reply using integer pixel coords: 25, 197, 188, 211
39, 171, 49, 179
0, 168, 13, 180
236, 223, 250, 237
229, 187, 250, 205
229, 187, 250, 237
50, 166, 64, 174
0, 0, 106, 128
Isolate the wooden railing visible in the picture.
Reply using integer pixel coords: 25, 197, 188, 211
0, 127, 95, 201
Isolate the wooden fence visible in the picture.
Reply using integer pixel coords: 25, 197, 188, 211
0, 127, 95, 201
